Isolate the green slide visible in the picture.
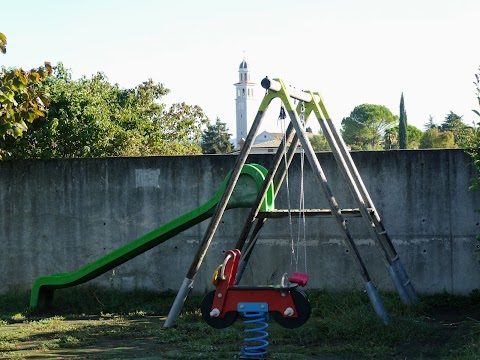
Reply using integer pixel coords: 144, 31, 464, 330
30, 163, 275, 311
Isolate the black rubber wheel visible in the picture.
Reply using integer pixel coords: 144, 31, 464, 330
271, 289, 311, 329
200, 290, 238, 329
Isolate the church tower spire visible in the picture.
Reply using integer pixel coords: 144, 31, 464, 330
234, 57, 255, 144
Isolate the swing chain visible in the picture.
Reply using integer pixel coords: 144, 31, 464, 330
278, 100, 308, 275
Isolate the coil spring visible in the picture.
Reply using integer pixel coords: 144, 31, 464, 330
241, 311, 269, 358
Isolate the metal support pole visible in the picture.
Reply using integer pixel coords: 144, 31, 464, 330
164, 92, 277, 328
235, 102, 311, 284
263, 78, 389, 323
314, 92, 417, 302
300, 92, 410, 303
261, 77, 416, 304
234, 121, 296, 252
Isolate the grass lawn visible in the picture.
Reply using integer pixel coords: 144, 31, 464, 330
0, 287, 479, 359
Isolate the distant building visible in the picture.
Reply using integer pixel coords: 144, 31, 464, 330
235, 130, 314, 154
234, 58, 256, 146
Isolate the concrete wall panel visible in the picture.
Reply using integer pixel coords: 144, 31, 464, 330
1, 149, 479, 295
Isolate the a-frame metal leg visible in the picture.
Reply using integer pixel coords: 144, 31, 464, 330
163, 91, 279, 328
234, 106, 307, 284
280, 96, 389, 324
312, 92, 417, 303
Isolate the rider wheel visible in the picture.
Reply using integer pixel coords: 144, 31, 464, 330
200, 290, 238, 329
270, 289, 311, 329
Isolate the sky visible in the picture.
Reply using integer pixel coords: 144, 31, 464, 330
2, 0, 479, 139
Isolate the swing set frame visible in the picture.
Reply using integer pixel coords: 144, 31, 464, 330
163, 77, 417, 328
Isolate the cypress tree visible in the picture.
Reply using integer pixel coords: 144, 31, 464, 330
399, 92, 408, 149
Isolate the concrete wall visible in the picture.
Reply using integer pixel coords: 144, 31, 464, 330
0, 150, 479, 296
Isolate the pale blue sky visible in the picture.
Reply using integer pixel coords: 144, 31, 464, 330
2, 0, 479, 138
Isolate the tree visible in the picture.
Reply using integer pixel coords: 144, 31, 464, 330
384, 128, 397, 150
424, 115, 437, 130
406, 125, 423, 149
399, 93, 408, 149
420, 128, 456, 149
384, 124, 423, 150
200, 118, 233, 154
341, 104, 398, 150
0, 32, 6, 54
310, 133, 330, 152
0, 63, 208, 159
0, 32, 52, 141
440, 111, 471, 147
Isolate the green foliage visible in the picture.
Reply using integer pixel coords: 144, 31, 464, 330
383, 128, 397, 149
464, 66, 480, 251
384, 124, 423, 150
0, 32, 52, 141
419, 111, 471, 149
200, 117, 233, 154
341, 104, 398, 150
0, 32, 6, 54
407, 125, 424, 149
474, 68, 480, 120
424, 115, 438, 130
441, 111, 472, 147
399, 92, 408, 149
420, 127, 456, 149
0, 63, 208, 159
310, 133, 330, 152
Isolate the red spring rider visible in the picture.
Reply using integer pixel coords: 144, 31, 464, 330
201, 249, 311, 358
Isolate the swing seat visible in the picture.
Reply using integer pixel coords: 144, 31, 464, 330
289, 272, 309, 287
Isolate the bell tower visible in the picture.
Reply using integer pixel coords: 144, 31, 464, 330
234, 58, 255, 145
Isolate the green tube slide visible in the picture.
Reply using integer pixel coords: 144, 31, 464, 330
30, 163, 275, 311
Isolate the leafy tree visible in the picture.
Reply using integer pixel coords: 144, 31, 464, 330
424, 115, 438, 130
0, 63, 208, 159
0, 32, 6, 54
384, 124, 423, 150
200, 117, 233, 154
310, 133, 330, 152
399, 93, 408, 149
341, 104, 398, 150
406, 125, 423, 149
440, 111, 472, 147
0, 32, 52, 141
384, 128, 397, 150
420, 128, 456, 149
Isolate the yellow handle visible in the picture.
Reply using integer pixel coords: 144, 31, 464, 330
211, 264, 222, 286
